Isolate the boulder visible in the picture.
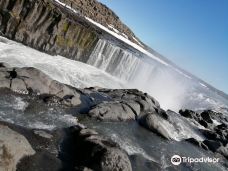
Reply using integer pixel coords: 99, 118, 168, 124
185, 138, 209, 151
179, 109, 196, 118
138, 113, 171, 139
88, 101, 136, 121
198, 119, 208, 128
202, 140, 222, 152
0, 124, 35, 171
62, 125, 132, 171
217, 145, 228, 159
0, 64, 91, 107
87, 88, 161, 121
201, 110, 213, 124
99, 89, 160, 110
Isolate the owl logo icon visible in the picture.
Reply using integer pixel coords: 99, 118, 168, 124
171, 155, 182, 165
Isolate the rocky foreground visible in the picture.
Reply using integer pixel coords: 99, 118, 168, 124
0, 62, 228, 170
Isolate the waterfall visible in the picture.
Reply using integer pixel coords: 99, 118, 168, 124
87, 39, 142, 81
1, 36, 227, 111
87, 39, 188, 110
86, 39, 228, 111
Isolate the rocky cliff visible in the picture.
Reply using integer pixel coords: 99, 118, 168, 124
59, 0, 139, 43
0, 0, 142, 62
0, 0, 100, 61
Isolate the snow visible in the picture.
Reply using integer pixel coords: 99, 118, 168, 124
132, 36, 144, 47
85, 17, 169, 66
108, 24, 120, 34
121, 33, 128, 39
200, 82, 207, 88
54, 0, 79, 14
173, 67, 192, 79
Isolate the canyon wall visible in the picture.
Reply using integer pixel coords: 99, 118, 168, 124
0, 0, 99, 61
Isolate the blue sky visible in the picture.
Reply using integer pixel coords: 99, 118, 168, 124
99, 0, 228, 94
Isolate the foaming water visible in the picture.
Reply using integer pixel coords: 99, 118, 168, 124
0, 36, 228, 111
0, 90, 77, 130
87, 39, 188, 110
0, 37, 124, 89
81, 120, 227, 171
87, 39, 228, 111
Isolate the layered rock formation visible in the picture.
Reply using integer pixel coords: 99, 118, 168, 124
0, 0, 99, 61
0, 0, 143, 63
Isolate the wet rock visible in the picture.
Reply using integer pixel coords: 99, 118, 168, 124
185, 138, 200, 146
202, 140, 222, 152
214, 124, 228, 142
17, 151, 62, 171
11, 78, 27, 92
100, 148, 132, 171
138, 113, 171, 139
34, 130, 53, 139
179, 109, 196, 118
185, 138, 209, 150
159, 108, 168, 119
201, 110, 213, 124
100, 89, 160, 111
61, 125, 132, 171
88, 101, 136, 121
198, 119, 208, 128
130, 154, 162, 171
0, 121, 65, 171
87, 88, 160, 121
0, 124, 35, 171
217, 145, 228, 159
0, 64, 90, 107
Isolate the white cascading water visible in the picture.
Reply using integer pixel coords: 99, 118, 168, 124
87, 39, 190, 110
87, 39, 228, 111
87, 39, 141, 81
0, 36, 227, 111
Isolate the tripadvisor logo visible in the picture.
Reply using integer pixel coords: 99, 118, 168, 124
171, 155, 219, 166
171, 155, 182, 165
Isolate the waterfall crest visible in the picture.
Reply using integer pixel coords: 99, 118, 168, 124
86, 39, 228, 112
87, 39, 142, 81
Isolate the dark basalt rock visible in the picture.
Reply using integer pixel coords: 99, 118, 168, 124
179, 109, 228, 160
0, 0, 99, 61
88, 101, 136, 121
179, 109, 196, 118
0, 0, 143, 64
201, 110, 213, 124
138, 112, 171, 139
185, 138, 209, 151
130, 154, 162, 171
202, 140, 222, 152
60, 125, 132, 171
0, 120, 132, 171
1, 63, 228, 164
0, 63, 92, 108
86, 88, 161, 121
217, 145, 228, 159
198, 119, 208, 128
0, 121, 63, 171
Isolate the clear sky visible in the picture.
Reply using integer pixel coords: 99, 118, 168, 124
99, 0, 228, 94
